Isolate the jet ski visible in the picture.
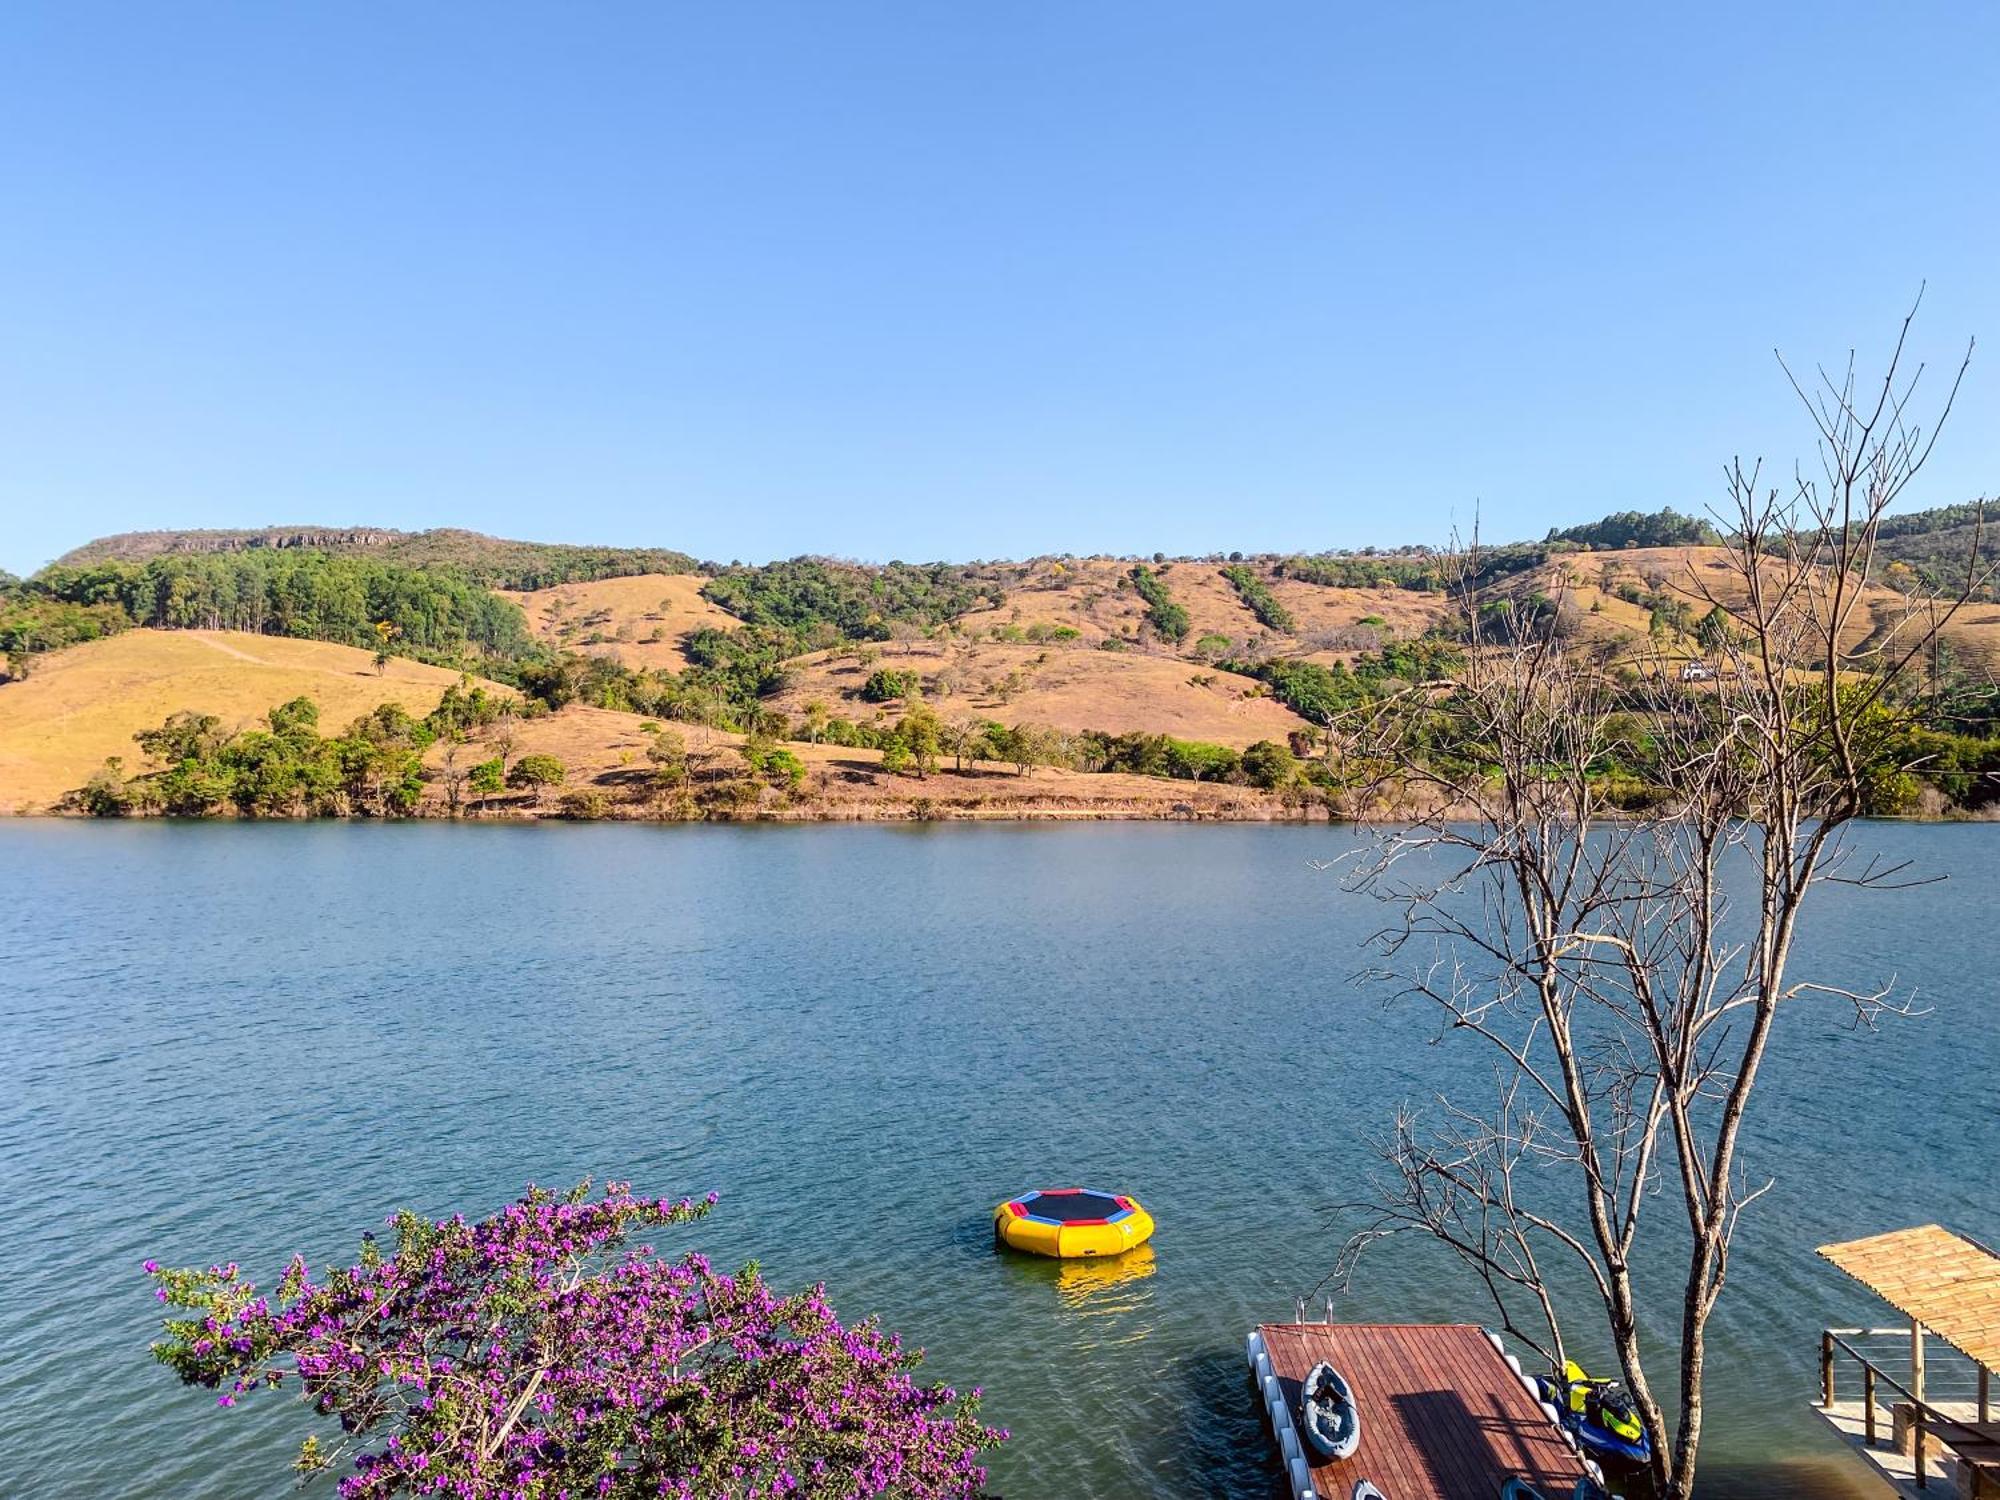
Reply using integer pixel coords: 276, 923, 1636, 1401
1534, 1359, 1650, 1466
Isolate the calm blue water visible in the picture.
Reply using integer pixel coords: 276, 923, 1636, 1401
1, 822, 1994, 1498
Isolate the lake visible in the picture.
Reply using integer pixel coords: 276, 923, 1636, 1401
1, 821, 1994, 1498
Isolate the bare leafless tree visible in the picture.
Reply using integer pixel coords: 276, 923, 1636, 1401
943, 716, 986, 773
1331, 303, 1985, 1499
437, 739, 467, 818
490, 718, 519, 777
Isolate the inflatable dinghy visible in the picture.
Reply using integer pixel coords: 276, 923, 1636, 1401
1300, 1361, 1360, 1460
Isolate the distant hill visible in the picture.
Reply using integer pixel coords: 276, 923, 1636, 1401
15, 499, 2000, 820
1872, 503, 2000, 601
53, 526, 699, 591
0, 622, 1297, 820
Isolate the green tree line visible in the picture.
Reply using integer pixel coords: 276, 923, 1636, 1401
53, 528, 699, 590
1226, 639, 1465, 722
700, 558, 1001, 639
4, 554, 540, 675
1546, 506, 1720, 549
1278, 554, 1444, 591
1220, 565, 1296, 632
1127, 565, 1190, 643
70, 681, 519, 818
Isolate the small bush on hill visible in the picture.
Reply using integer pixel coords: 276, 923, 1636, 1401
559, 787, 611, 819
860, 668, 921, 702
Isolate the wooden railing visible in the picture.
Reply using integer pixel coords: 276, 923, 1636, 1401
1821, 1327, 1995, 1490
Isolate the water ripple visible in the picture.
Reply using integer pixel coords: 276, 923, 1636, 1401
1, 821, 1994, 1498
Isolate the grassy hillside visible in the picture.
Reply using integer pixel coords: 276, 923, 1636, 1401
500, 573, 740, 673
767, 638, 1310, 747
947, 557, 1446, 656
0, 630, 480, 812
1873, 504, 2000, 602
1513, 545, 2000, 674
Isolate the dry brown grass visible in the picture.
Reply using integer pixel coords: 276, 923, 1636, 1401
952, 558, 1147, 644
956, 556, 1453, 655
1265, 576, 1451, 642
766, 638, 1309, 746
1515, 545, 2000, 677
0, 630, 477, 812
1155, 564, 1268, 642
499, 573, 737, 673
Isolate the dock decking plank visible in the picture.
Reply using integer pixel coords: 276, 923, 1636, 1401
1256, 1322, 1592, 1500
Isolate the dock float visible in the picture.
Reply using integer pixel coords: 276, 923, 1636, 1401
1247, 1320, 1600, 1500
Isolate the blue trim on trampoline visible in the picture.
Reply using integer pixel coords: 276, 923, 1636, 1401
1014, 1189, 1137, 1227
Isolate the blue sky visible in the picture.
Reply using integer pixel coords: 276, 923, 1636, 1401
3, 4, 1997, 575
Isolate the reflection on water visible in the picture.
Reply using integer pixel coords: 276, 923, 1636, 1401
992, 1242, 1160, 1346
1, 821, 1995, 1499
1055, 1243, 1158, 1311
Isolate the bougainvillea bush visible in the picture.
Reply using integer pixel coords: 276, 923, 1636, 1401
146, 1181, 1003, 1498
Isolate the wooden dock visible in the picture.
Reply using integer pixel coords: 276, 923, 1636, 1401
1811, 1397, 1991, 1498
1814, 1227, 2000, 1500
1251, 1322, 1595, 1500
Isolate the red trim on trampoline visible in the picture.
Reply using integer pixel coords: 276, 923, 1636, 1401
1114, 1195, 1135, 1210
1063, 1217, 1110, 1227
1037, 1187, 1083, 1196
1004, 1201, 1027, 1218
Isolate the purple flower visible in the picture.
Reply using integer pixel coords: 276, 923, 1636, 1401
143, 1180, 999, 1498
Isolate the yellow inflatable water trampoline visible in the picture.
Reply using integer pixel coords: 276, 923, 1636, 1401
994, 1187, 1154, 1259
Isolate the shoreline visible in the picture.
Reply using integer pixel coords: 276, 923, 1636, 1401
1, 800, 1336, 825
11, 802, 1997, 825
